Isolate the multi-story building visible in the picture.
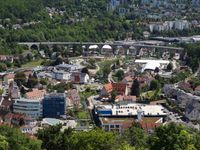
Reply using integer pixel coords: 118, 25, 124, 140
95, 103, 168, 117
43, 93, 67, 118
95, 102, 167, 134
52, 70, 71, 81
13, 98, 43, 119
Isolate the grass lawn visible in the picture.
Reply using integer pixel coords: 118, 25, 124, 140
142, 89, 162, 101
77, 111, 90, 119
22, 59, 43, 67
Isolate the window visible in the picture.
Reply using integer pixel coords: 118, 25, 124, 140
104, 125, 109, 131
110, 125, 115, 128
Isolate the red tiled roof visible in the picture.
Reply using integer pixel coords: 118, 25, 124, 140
116, 95, 136, 101
104, 83, 113, 93
104, 83, 127, 95
5, 113, 34, 121
195, 85, 200, 92
1, 99, 14, 108
178, 81, 192, 91
140, 122, 161, 132
25, 89, 46, 100
4, 73, 15, 79
68, 89, 80, 105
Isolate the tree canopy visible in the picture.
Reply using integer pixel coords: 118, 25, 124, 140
0, 125, 42, 150
131, 79, 140, 97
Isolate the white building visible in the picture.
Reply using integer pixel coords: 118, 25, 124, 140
13, 98, 43, 119
56, 64, 84, 72
149, 20, 190, 33
95, 103, 168, 117
52, 70, 71, 81
135, 59, 169, 72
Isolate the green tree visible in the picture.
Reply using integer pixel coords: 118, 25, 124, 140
167, 63, 173, 71
111, 90, 117, 103
150, 80, 160, 90
81, 67, 89, 75
154, 67, 159, 73
0, 134, 8, 150
14, 72, 26, 86
37, 124, 65, 150
131, 79, 140, 97
27, 74, 38, 88
149, 123, 196, 150
53, 57, 63, 66
123, 123, 148, 149
0, 63, 7, 72
70, 128, 117, 150
115, 70, 124, 81
0, 125, 42, 150
38, 125, 118, 150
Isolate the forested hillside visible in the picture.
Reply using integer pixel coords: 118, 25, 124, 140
0, 0, 143, 54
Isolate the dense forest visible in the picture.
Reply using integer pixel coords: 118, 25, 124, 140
1, 123, 200, 150
0, 0, 144, 54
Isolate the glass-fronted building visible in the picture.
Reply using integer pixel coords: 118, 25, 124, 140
13, 98, 43, 119
43, 93, 66, 118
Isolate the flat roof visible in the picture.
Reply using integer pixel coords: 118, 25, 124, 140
15, 98, 41, 102
96, 103, 168, 116
99, 117, 161, 124
99, 117, 134, 124
42, 118, 63, 126
135, 59, 169, 64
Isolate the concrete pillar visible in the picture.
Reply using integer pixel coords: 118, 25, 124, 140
98, 44, 103, 54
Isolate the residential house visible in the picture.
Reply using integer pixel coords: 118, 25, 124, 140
194, 85, 200, 96
164, 84, 200, 121
8, 82, 20, 99
68, 89, 81, 107
122, 76, 133, 88
3, 73, 15, 85
0, 99, 14, 111
178, 81, 192, 92
136, 75, 154, 88
71, 72, 90, 84
37, 72, 52, 80
56, 64, 84, 72
52, 70, 71, 81
25, 88, 46, 100
185, 99, 200, 121
100, 83, 128, 97
4, 113, 36, 126
0, 55, 14, 63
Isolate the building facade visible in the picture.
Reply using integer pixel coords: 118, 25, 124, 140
43, 93, 67, 118
13, 98, 43, 119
